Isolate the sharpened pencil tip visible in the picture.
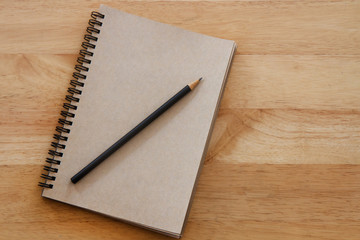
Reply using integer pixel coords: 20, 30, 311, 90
189, 78, 201, 90
199, 77, 203, 81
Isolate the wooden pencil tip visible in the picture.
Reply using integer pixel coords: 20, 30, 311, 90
199, 77, 203, 81
189, 78, 202, 90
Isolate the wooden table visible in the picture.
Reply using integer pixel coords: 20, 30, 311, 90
1, 1, 359, 239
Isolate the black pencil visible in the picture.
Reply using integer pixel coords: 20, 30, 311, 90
71, 77, 202, 184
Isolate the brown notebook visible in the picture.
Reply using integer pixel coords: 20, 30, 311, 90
39, 5, 236, 238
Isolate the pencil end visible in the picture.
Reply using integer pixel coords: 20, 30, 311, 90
70, 176, 77, 184
188, 78, 202, 90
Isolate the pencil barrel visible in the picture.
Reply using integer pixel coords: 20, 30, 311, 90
71, 85, 191, 183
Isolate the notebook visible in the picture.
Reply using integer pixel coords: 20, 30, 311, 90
39, 5, 236, 238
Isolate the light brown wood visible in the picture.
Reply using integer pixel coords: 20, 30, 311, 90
1, 1, 359, 55
188, 78, 201, 90
1, 1, 359, 239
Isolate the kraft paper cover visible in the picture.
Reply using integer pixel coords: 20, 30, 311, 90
43, 5, 236, 237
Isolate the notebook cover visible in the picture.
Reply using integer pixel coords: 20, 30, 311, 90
42, 5, 236, 237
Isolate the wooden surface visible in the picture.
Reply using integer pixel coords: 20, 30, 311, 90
1, 0, 359, 239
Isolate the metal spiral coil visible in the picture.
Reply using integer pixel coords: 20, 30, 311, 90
39, 11, 105, 188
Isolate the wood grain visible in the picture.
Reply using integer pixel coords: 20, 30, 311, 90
1, 164, 360, 240
2, 54, 359, 165
224, 55, 360, 110
0, 1, 359, 55
1, 0, 360, 239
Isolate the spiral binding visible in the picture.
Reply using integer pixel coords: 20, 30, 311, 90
38, 11, 105, 189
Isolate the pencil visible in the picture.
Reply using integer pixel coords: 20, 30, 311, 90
71, 77, 202, 184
